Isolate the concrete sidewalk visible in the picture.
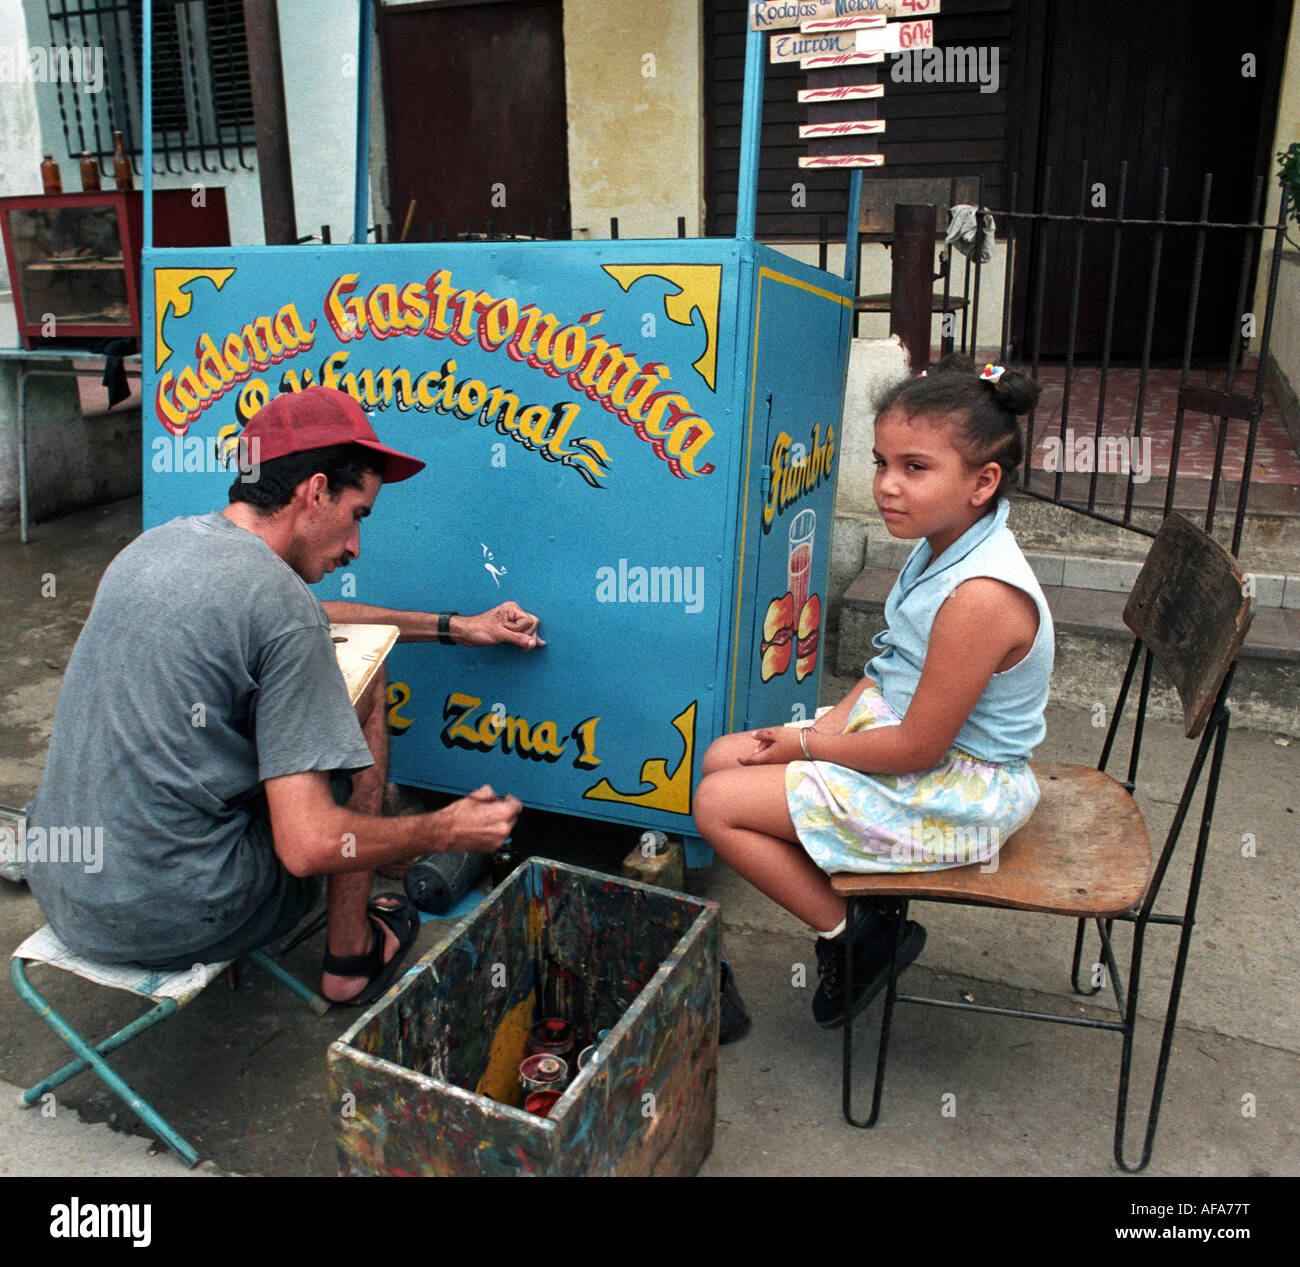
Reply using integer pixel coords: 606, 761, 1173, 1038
1, 497, 1296, 1177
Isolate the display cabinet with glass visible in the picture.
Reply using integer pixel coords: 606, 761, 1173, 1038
0, 189, 229, 348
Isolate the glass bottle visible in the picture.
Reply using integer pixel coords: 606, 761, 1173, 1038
112, 131, 133, 191
79, 152, 100, 192
40, 155, 62, 195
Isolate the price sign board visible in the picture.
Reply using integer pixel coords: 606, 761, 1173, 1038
798, 119, 886, 138
801, 14, 887, 33
797, 82, 885, 103
770, 30, 856, 63
797, 153, 885, 168
856, 18, 934, 52
750, 0, 939, 29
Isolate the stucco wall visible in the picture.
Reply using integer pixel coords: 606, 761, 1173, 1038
563, 0, 704, 240
19, 0, 367, 246
1, 0, 374, 528
0, 1, 42, 287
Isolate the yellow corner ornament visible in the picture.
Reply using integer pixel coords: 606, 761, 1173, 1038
154, 267, 236, 371
602, 265, 722, 391
582, 701, 697, 816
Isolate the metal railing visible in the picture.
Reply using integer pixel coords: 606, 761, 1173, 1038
989, 161, 1292, 557
47, 0, 254, 177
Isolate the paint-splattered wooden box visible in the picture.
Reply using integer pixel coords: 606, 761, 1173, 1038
329, 858, 719, 1176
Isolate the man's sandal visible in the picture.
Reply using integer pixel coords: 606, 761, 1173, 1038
322, 893, 421, 1008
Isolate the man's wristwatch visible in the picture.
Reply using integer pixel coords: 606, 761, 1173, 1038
437, 611, 458, 645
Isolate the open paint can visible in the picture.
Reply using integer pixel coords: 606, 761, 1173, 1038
519, 1053, 568, 1093
528, 1017, 575, 1060
524, 1089, 563, 1117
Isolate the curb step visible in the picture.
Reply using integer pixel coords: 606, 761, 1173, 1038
860, 533, 1300, 610
839, 560, 1300, 738
1003, 491, 1300, 576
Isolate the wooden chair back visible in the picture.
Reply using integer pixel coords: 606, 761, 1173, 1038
1122, 514, 1254, 738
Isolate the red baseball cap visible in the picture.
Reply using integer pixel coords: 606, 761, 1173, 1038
239, 386, 425, 482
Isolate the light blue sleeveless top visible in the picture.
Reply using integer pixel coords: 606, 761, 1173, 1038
866, 498, 1054, 762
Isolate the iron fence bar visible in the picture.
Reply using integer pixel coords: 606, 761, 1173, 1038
999, 171, 1016, 366
941, 179, 955, 353
123, 13, 142, 178
1206, 175, 1265, 538
1125, 168, 1168, 528
78, 2, 107, 180
960, 250, 971, 355
1234, 187, 1291, 556
215, 0, 239, 172
996, 212, 1272, 230
1025, 167, 1051, 495
1164, 174, 1213, 521
66, 4, 88, 166
182, 2, 216, 173
970, 173, 985, 357
1017, 491, 1158, 538
1055, 162, 1090, 502
52, 3, 78, 169
147, 0, 181, 176
1088, 161, 1127, 515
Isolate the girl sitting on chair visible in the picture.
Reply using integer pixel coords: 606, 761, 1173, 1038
696, 356, 1053, 1036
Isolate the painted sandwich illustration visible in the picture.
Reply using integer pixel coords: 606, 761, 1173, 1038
795, 593, 820, 682
760, 592, 795, 681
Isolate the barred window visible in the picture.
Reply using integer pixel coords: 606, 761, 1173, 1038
46, 0, 255, 175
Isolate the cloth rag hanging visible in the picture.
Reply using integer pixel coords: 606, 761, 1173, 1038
946, 205, 995, 264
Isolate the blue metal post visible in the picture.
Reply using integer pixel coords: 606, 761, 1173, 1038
736, 28, 766, 242
142, 0, 152, 250
354, 0, 374, 244
844, 170, 863, 285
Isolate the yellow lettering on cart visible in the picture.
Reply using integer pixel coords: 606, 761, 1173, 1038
571, 716, 601, 768
386, 682, 415, 733
440, 694, 605, 767
582, 701, 697, 815
763, 421, 836, 531
150, 291, 316, 436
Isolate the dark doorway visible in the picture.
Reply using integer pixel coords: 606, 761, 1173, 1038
378, 0, 571, 237
1006, 0, 1291, 363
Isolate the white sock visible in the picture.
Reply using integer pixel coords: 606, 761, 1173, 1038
817, 916, 846, 940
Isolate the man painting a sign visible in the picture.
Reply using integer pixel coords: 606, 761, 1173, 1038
24, 386, 543, 1006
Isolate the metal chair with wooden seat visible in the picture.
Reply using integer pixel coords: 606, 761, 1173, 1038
835, 512, 1254, 1172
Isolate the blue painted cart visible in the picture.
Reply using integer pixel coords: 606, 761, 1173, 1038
139, 5, 864, 854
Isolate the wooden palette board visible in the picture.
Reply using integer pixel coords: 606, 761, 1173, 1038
330, 622, 399, 706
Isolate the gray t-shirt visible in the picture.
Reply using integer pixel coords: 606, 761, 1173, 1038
25, 511, 374, 963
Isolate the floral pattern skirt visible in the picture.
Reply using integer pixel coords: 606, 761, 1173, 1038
785, 684, 1040, 875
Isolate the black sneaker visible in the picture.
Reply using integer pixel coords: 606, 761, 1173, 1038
812, 902, 926, 1029
719, 959, 751, 1045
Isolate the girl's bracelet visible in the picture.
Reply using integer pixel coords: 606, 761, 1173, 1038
799, 725, 817, 760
